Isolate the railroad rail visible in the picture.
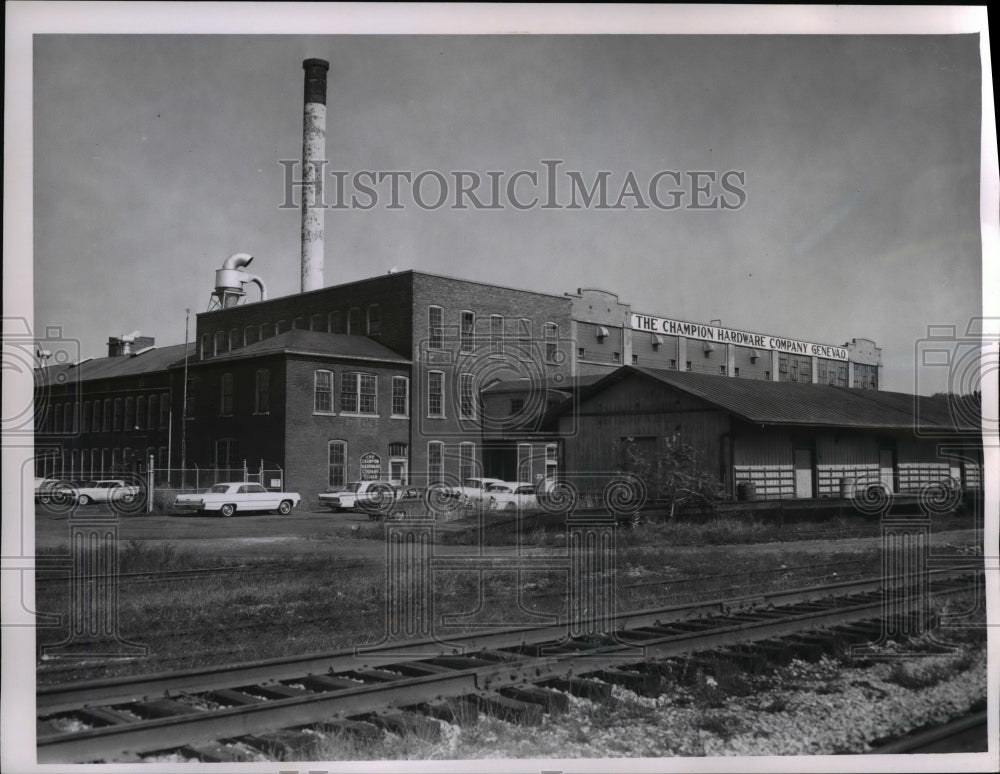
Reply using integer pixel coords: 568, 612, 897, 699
37, 567, 981, 762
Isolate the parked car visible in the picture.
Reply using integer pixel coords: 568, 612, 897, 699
486, 482, 538, 511
173, 482, 300, 517
448, 477, 507, 505
34, 477, 66, 503
319, 481, 399, 513
70, 479, 140, 506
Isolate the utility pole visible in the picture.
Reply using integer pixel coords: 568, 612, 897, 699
180, 308, 190, 483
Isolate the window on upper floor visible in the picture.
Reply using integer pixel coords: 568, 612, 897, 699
392, 376, 409, 418
428, 306, 444, 349
341, 372, 377, 415
254, 370, 270, 413
314, 370, 334, 413
461, 311, 475, 354
427, 371, 444, 418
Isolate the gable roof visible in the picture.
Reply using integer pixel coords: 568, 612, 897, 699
576, 366, 978, 433
37, 342, 195, 385
203, 330, 410, 365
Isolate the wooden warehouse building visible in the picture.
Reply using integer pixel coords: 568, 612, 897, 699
556, 366, 982, 501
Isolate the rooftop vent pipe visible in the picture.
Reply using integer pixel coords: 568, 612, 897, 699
210, 252, 268, 309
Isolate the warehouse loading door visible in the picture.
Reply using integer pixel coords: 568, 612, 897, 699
879, 448, 897, 493
794, 448, 814, 498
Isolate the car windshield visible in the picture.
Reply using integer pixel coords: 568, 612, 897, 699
515, 486, 535, 494
209, 484, 231, 493
486, 484, 510, 492
344, 482, 362, 493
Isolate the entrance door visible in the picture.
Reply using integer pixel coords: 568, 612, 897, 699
794, 448, 814, 498
879, 448, 896, 493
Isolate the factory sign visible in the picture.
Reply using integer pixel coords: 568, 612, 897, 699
631, 314, 849, 361
360, 453, 382, 481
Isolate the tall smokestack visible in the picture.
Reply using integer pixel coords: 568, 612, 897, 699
301, 58, 329, 293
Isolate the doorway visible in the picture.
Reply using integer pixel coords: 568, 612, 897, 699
794, 448, 814, 498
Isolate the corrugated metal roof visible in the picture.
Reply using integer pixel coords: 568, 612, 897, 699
592, 367, 980, 432
38, 342, 195, 385
204, 330, 410, 365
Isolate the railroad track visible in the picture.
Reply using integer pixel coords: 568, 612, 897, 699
37, 567, 981, 762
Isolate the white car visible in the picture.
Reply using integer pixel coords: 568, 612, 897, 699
319, 481, 399, 513
173, 482, 300, 517
486, 482, 538, 511
71, 479, 140, 506
449, 477, 507, 505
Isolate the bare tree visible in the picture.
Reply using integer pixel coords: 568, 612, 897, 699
620, 437, 724, 520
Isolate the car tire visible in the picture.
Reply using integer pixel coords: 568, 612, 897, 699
505, 502, 517, 511
277, 500, 293, 516
77, 494, 91, 506
121, 492, 136, 504
220, 503, 236, 518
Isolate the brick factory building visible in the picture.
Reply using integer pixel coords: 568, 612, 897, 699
32, 264, 976, 506
33, 56, 980, 506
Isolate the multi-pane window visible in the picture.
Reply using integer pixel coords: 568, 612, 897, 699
214, 331, 226, 356
310, 313, 326, 332
314, 370, 334, 413
200, 333, 210, 359
136, 396, 146, 429
292, 317, 304, 330
148, 394, 157, 429
254, 370, 270, 413
389, 442, 409, 484
83, 401, 92, 433
544, 322, 558, 363
518, 318, 531, 342
490, 315, 504, 357
328, 440, 347, 488
427, 371, 444, 417
778, 353, 812, 384
123, 447, 133, 471
220, 373, 234, 415
113, 398, 123, 431
428, 306, 443, 349
229, 328, 242, 350
517, 443, 532, 482
64, 403, 74, 433
392, 376, 409, 417
341, 373, 377, 414
93, 400, 102, 432
245, 325, 259, 345
329, 311, 344, 334
347, 308, 360, 334
460, 311, 475, 354
459, 442, 475, 483
367, 304, 380, 336
215, 438, 238, 469
53, 403, 62, 434
427, 441, 444, 484
125, 396, 134, 429
103, 399, 112, 431
545, 443, 558, 479
460, 373, 476, 419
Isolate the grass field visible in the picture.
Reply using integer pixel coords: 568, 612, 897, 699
34, 508, 982, 684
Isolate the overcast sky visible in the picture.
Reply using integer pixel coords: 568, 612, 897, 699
26, 25, 987, 394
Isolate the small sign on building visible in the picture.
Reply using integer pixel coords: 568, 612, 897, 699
360, 452, 381, 481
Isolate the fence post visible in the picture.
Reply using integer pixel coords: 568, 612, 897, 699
243, 459, 248, 483
146, 455, 154, 514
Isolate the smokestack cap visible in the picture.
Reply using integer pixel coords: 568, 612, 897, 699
303, 58, 330, 105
